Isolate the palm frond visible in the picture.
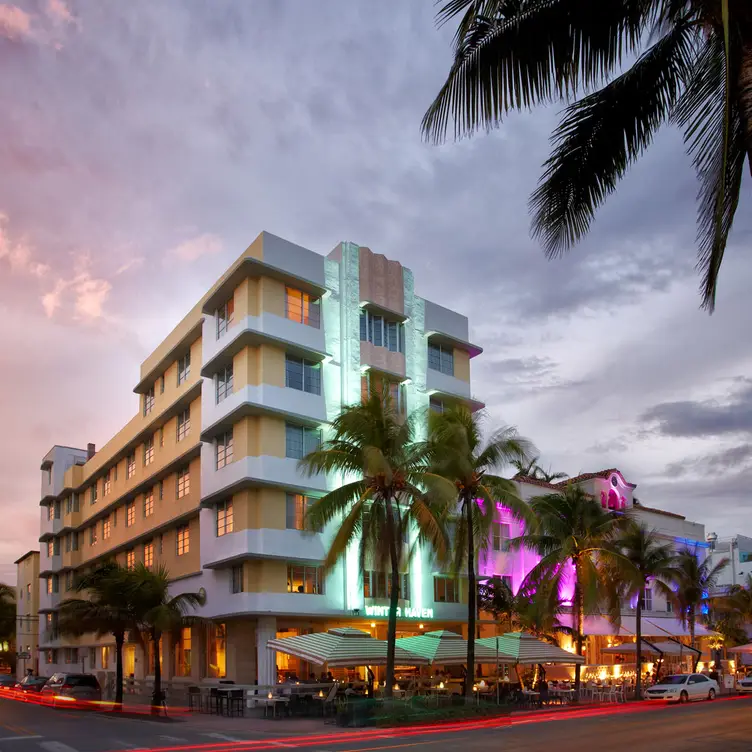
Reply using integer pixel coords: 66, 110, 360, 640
530, 17, 695, 256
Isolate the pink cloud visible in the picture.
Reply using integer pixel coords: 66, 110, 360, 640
0, 4, 31, 41
0, 215, 50, 277
46, 0, 74, 24
41, 254, 114, 322
168, 233, 223, 262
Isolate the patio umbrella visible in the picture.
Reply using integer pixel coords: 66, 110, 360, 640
266, 627, 429, 667
727, 643, 752, 654
602, 640, 699, 657
477, 632, 586, 665
395, 629, 508, 665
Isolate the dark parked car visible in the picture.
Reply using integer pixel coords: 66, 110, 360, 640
0, 674, 17, 690
40, 673, 101, 705
14, 675, 49, 698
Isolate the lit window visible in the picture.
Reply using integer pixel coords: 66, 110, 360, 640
103, 471, 112, 496
363, 571, 409, 600
90, 484, 97, 505
640, 587, 653, 612
231, 565, 244, 594
126, 452, 136, 480
177, 408, 191, 442
285, 355, 321, 395
144, 489, 154, 517
285, 424, 321, 460
46, 576, 53, 595
216, 364, 233, 403
103, 518, 111, 540
285, 493, 311, 530
144, 541, 154, 568
177, 466, 190, 499
287, 564, 325, 594
47, 504, 54, 522
174, 627, 192, 677
216, 500, 234, 537
47, 540, 54, 558
216, 298, 234, 339
176, 525, 190, 556
126, 502, 135, 527
207, 623, 226, 678
160, 375, 165, 394
90, 526, 98, 546
428, 343, 454, 376
144, 386, 155, 416
177, 351, 191, 385
492, 522, 511, 552
433, 577, 460, 603
285, 286, 321, 328
126, 550, 135, 570
216, 431, 233, 470
143, 436, 154, 466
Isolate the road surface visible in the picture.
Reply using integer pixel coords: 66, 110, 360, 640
0, 695, 749, 752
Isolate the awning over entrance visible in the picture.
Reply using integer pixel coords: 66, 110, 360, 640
477, 632, 584, 665
561, 615, 718, 638
396, 630, 507, 665
602, 640, 700, 656
643, 618, 718, 638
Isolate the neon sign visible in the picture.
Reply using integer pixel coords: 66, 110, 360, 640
365, 605, 434, 619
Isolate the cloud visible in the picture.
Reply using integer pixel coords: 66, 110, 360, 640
0, 215, 49, 277
167, 233, 223, 262
46, 0, 74, 25
41, 254, 113, 322
115, 256, 145, 275
665, 444, 752, 478
0, 4, 31, 40
642, 379, 752, 438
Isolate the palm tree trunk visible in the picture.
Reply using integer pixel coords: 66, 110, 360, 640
635, 597, 642, 701
690, 613, 698, 672
114, 631, 124, 709
384, 497, 400, 700
465, 498, 476, 700
573, 564, 584, 700
151, 631, 162, 715
739, 40, 752, 175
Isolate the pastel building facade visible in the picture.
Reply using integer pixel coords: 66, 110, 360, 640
15, 550, 40, 677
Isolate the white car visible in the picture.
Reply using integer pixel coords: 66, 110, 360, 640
736, 676, 752, 693
645, 673, 718, 703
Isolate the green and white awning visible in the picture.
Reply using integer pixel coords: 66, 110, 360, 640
477, 632, 585, 665
396, 630, 510, 665
267, 627, 429, 668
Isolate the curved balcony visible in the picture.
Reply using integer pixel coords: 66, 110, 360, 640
201, 455, 329, 505
201, 384, 326, 441
202, 528, 326, 569
426, 369, 485, 412
201, 314, 328, 378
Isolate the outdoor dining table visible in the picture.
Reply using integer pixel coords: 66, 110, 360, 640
262, 696, 290, 719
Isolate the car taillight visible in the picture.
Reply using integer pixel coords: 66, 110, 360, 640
61, 684, 74, 690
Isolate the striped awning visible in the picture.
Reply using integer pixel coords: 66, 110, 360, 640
477, 632, 585, 665
602, 640, 700, 657
395, 630, 510, 665
267, 627, 429, 668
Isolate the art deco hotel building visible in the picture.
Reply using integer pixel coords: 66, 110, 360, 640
34, 233, 483, 686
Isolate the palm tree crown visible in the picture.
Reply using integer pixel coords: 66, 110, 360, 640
301, 386, 451, 698
424, 0, 752, 310
428, 406, 534, 697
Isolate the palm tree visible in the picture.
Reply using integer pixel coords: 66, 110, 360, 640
301, 386, 451, 698
535, 467, 569, 484
514, 484, 630, 697
511, 456, 540, 478
127, 564, 205, 714
428, 407, 534, 698
612, 524, 680, 700
667, 548, 728, 666
58, 562, 134, 708
424, 0, 752, 311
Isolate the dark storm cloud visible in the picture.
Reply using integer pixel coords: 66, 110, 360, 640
665, 444, 752, 478
642, 380, 752, 438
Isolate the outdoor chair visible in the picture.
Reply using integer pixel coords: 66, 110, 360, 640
187, 685, 203, 713
227, 688, 245, 717
208, 687, 224, 715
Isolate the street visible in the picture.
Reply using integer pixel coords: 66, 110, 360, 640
0, 696, 751, 752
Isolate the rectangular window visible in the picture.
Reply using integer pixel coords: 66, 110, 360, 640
359, 310, 368, 341
90, 526, 98, 546
231, 565, 244, 594
126, 452, 136, 479
666, 598, 673, 613
285, 286, 321, 328
47, 540, 54, 558
216, 298, 234, 339
388, 381, 405, 414
177, 466, 190, 499
287, 564, 326, 594
428, 343, 454, 376
51, 575, 59, 594
176, 525, 190, 556
175, 627, 192, 677
65, 534, 71, 553
46, 576, 53, 595
64, 496, 71, 515
144, 386, 155, 416
159, 427, 164, 447
216, 364, 234, 403
64, 647, 78, 664
126, 502, 135, 527
126, 550, 135, 570
207, 623, 227, 679
65, 571, 73, 591
101, 646, 110, 670
492, 522, 511, 552
90, 484, 98, 505
285, 355, 321, 395
160, 375, 165, 394
144, 541, 154, 568
177, 351, 191, 385
72, 533, 79, 551
103, 471, 112, 496
143, 436, 154, 466
285, 493, 311, 530
360, 310, 404, 352
53, 538, 60, 555
363, 571, 409, 600
144, 488, 154, 517
177, 408, 191, 442
158, 480, 163, 500
72, 493, 79, 512
285, 424, 321, 460
47, 503, 54, 521
103, 518, 111, 540
54, 501, 61, 519
433, 577, 460, 604
640, 587, 653, 612
216, 500, 234, 537
429, 397, 445, 413
216, 431, 234, 469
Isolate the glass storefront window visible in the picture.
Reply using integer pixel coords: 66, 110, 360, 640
207, 623, 227, 679
174, 627, 192, 677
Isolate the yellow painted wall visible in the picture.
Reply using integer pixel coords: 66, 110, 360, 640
230, 488, 286, 532
260, 277, 285, 317
233, 415, 285, 459
454, 350, 470, 382
232, 344, 284, 389
244, 559, 286, 593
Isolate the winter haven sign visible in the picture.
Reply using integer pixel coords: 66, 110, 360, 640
365, 606, 434, 619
